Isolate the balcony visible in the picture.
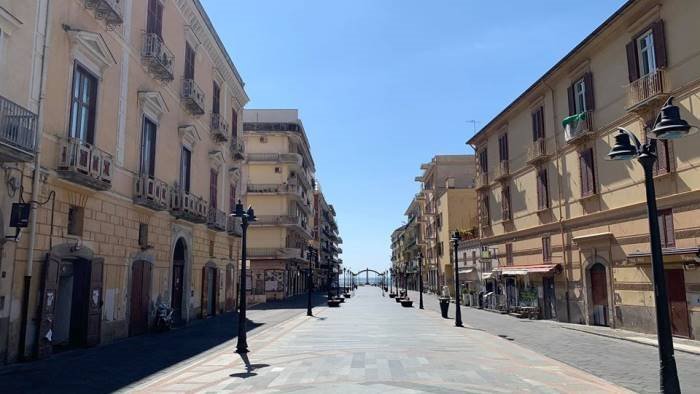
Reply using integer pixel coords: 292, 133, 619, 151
247, 183, 303, 197
475, 173, 489, 190
230, 139, 245, 161
564, 111, 594, 144
84, 0, 123, 28
207, 207, 227, 232
210, 113, 229, 142
247, 247, 306, 260
0, 95, 37, 162
527, 138, 549, 165
246, 152, 302, 165
494, 160, 510, 182
181, 79, 205, 116
142, 33, 174, 81
134, 174, 169, 211
56, 137, 113, 191
227, 216, 242, 237
627, 69, 668, 113
170, 187, 208, 223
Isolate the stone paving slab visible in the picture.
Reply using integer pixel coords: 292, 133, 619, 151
131, 287, 630, 393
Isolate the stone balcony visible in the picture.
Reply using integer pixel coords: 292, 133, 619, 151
210, 113, 229, 142
493, 160, 510, 182
84, 0, 123, 28
475, 173, 489, 190
133, 174, 169, 211
170, 187, 208, 223
142, 33, 174, 81
56, 137, 113, 191
246, 152, 302, 165
230, 138, 245, 161
0, 95, 37, 162
207, 207, 227, 231
227, 216, 242, 237
181, 79, 205, 116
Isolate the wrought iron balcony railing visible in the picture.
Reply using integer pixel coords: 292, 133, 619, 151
84, 0, 123, 28
56, 137, 113, 190
170, 187, 208, 223
134, 174, 169, 211
628, 69, 668, 111
210, 113, 229, 142
207, 207, 227, 231
564, 111, 594, 144
246, 152, 301, 164
181, 79, 205, 115
494, 160, 510, 181
230, 138, 245, 161
527, 138, 549, 164
0, 95, 37, 162
475, 172, 489, 190
142, 33, 174, 81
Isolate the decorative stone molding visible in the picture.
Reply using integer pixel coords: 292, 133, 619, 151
228, 167, 241, 183
178, 125, 201, 150
67, 190, 89, 208
208, 150, 225, 170
0, 6, 23, 36
138, 91, 169, 121
68, 30, 117, 74
184, 25, 201, 49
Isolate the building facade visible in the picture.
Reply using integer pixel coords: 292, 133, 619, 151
0, 0, 249, 363
465, 0, 700, 337
242, 109, 315, 303
314, 187, 342, 292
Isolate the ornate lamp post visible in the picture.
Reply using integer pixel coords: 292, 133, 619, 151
418, 252, 424, 309
450, 231, 463, 327
233, 200, 256, 354
607, 97, 694, 393
306, 245, 317, 317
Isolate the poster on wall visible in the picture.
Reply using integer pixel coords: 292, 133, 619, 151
265, 270, 284, 292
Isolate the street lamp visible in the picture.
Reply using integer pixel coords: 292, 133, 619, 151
233, 200, 256, 354
418, 252, 424, 309
450, 231, 463, 327
607, 97, 694, 393
306, 245, 317, 317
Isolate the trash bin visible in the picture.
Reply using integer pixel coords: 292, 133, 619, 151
439, 297, 450, 318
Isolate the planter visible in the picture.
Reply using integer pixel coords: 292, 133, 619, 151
338, 297, 345, 303
439, 297, 450, 318
328, 299, 341, 307
401, 299, 414, 307
389, 293, 397, 298
395, 297, 404, 303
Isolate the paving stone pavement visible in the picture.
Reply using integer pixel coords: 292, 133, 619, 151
130, 287, 631, 393
406, 289, 700, 394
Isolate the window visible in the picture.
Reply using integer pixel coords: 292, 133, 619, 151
438, 242, 443, 257
567, 73, 594, 116
184, 42, 195, 80
501, 186, 511, 221
506, 243, 513, 266
471, 250, 477, 266
637, 31, 656, 77
69, 64, 98, 143
480, 192, 490, 224
531, 106, 545, 141
138, 223, 149, 248
147, 0, 164, 37
180, 147, 191, 192
537, 168, 550, 210
654, 139, 671, 175
140, 117, 157, 177
542, 236, 551, 262
229, 183, 237, 214
626, 21, 667, 82
573, 78, 586, 114
498, 133, 509, 162
658, 209, 675, 247
210, 169, 218, 209
579, 148, 596, 197
212, 81, 220, 115
478, 149, 488, 174
67, 206, 84, 236
231, 109, 238, 140
209, 240, 215, 257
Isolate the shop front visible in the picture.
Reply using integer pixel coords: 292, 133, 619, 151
490, 264, 562, 319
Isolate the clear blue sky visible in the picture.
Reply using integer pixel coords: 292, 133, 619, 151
202, 0, 626, 274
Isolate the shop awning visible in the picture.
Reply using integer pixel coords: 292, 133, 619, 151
458, 268, 474, 274
494, 263, 562, 276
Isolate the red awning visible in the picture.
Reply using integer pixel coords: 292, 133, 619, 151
493, 264, 561, 276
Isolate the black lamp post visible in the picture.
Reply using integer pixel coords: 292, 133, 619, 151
607, 97, 693, 393
306, 245, 316, 317
450, 231, 463, 327
418, 252, 424, 309
233, 200, 256, 354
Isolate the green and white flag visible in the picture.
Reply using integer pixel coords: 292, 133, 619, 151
563, 112, 587, 141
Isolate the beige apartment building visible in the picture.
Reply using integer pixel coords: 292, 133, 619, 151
414, 155, 476, 293
314, 187, 342, 292
465, 0, 700, 338
242, 109, 315, 303
0, 0, 249, 363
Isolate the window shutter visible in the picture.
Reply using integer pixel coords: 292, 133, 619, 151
536, 170, 543, 210
579, 151, 589, 196
584, 148, 596, 195
538, 107, 545, 139
665, 211, 675, 247
210, 169, 218, 209
567, 85, 576, 116
626, 40, 640, 82
654, 140, 669, 175
583, 72, 595, 111
652, 20, 667, 68
658, 212, 667, 247
543, 169, 550, 208
229, 183, 236, 214
231, 110, 238, 139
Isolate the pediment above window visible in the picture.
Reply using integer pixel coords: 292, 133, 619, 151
228, 167, 241, 183
209, 150, 225, 169
178, 125, 201, 150
138, 91, 168, 120
69, 30, 116, 73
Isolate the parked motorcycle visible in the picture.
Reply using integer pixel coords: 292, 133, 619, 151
155, 303, 174, 331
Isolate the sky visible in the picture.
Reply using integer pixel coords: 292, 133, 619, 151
201, 0, 627, 274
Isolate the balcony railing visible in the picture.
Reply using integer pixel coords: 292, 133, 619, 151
181, 79, 205, 115
56, 137, 113, 190
564, 111, 594, 144
207, 207, 227, 231
494, 160, 510, 181
134, 174, 169, 211
247, 183, 303, 196
210, 113, 229, 142
142, 33, 174, 81
628, 69, 667, 110
0, 95, 37, 162
84, 0, 123, 28
170, 187, 208, 223
230, 139, 245, 160
227, 216, 242, 237
527, 138, 549, 164
246, 152, 301, 165
475, 173, 489, 190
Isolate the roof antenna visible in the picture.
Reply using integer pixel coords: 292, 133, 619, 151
466, 120, 479, 134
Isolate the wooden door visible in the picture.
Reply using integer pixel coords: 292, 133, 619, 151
201, 267, 209, 318
86, 258, 103, 347
172, 264, 184, 324
590, 263, 608, 326
665, 269, 690, 338
37, 254, 61, 359
542, 277, 556, 320
129, 261, 151, 336
225, 264, 234, 312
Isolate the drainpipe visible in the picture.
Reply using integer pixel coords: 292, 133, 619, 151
19, 0, 51, 360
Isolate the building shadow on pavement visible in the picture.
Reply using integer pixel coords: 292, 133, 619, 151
248, 292, 328, 310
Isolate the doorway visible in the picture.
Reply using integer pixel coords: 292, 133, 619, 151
666, 269, 690, 338
201, 263, 217, 318
225, 263, 235, 312
129, 260, 152, 336
172, 239, 187, 325
542, 277, 556, 320
589, 263, 608, 326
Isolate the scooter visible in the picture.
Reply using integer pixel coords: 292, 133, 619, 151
155, 303, 174, 331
